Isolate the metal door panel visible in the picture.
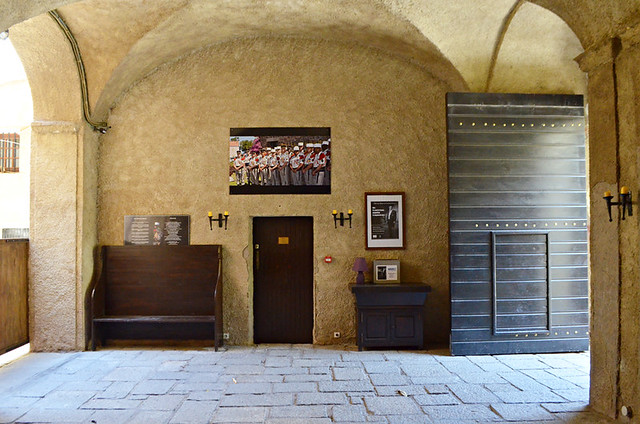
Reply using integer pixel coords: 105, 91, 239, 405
448, 92, 588, 355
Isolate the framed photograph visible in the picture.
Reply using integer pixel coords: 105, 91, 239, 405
365, 192, 405, 249
373, 259, 401, 283
229, 127, 331, 195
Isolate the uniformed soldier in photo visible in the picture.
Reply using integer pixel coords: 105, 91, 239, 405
248, 151, 259, 185
311, 143, 326, 185
268, 148, 279, 185
233, 150, 245, 185
279, 146, 290, 185
302, 143, 315, 185
289, 146, 303, 185
321, 140, 330, 186
258, 149, 269, 185
243, 151, 251, 185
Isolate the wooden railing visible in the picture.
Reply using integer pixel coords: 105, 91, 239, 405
0, 239, 28, 354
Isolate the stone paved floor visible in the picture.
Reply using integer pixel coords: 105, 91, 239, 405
0, 345, 614, 423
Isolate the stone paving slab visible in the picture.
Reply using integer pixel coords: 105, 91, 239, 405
491, 403, 557, 421
0, 346, 614, 423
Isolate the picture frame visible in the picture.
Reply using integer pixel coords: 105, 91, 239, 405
229, 127, 331, 195
373, 259, 401, 283
365, 192, 405, 249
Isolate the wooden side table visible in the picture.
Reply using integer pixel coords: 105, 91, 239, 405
350, 283, 431, 351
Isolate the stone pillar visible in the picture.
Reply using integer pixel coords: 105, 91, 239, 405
577, 40, 621, 419
611, 28, 640, 421
11, 14, 97, 352
29, 122, 81, 351
578, 28, 640, 420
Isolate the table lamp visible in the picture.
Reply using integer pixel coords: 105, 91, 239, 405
352, 257, 368, 285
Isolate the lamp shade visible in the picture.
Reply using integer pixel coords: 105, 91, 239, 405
352, 257, 368, 272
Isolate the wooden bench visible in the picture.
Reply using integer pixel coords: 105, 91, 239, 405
89, 244, 223, 351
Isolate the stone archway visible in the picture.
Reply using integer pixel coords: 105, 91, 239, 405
3, 1, 639, 421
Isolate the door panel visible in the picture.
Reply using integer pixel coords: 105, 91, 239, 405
253, 217, 313, 344
447, 93, 589, 355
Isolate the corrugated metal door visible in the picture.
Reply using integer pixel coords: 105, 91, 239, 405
447, 93, 589, 355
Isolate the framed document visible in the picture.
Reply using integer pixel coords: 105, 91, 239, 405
124, 215, 190, 246
365, 192, 405, 249
373, 259, 401, 283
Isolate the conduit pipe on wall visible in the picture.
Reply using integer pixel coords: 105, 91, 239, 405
48, 9, 109, 133
485, 0, 526, 92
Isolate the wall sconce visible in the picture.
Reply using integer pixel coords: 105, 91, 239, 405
332, 209, 353, 228
208, 211, 229, 230
604, 187, 633, 222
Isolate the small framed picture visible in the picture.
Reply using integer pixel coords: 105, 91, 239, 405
373, 259, 401, 283
365, 192, 405, 250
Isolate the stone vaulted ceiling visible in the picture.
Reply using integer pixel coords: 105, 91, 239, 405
2, 0, 639, 117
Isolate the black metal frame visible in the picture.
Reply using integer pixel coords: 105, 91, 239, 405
491, 231, 551, 336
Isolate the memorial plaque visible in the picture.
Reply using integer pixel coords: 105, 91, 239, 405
124, 215, 190, 245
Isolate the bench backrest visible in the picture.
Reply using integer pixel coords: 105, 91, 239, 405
101, 245, 221, 316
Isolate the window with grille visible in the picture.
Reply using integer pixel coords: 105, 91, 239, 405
0, 133, 19, 173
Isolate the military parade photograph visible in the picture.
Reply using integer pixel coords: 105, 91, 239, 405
229, 127, 331, 195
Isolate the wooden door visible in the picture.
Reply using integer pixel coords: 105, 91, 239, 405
253, 217, 313, 343
0, 240, 29, 354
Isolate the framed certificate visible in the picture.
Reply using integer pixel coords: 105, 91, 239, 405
373, 259, 401, 283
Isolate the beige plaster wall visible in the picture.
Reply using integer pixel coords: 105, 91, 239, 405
97, 37, 462, 345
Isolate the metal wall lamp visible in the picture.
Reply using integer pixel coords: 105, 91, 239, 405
208, 211, 229, 230
604, 186, 633, 222
333, 209, 353, 228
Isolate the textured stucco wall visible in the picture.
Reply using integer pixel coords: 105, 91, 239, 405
97, 37, 462, 345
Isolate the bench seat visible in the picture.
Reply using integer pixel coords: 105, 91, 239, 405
89, 245, 223, 351
93, 315, 217, 324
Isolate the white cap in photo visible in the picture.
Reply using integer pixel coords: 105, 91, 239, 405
293, 146, 299, 151
314, 143, 321, 148
306, 143, 314, 147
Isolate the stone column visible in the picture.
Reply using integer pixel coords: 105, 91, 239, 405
578, 27, 640, 419
576, 40, 621, 419
11, 14, 97, 352
29, 122, 81, 351
610, 27, 640, 421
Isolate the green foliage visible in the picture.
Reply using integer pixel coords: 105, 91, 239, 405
240, 140, 253, 152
